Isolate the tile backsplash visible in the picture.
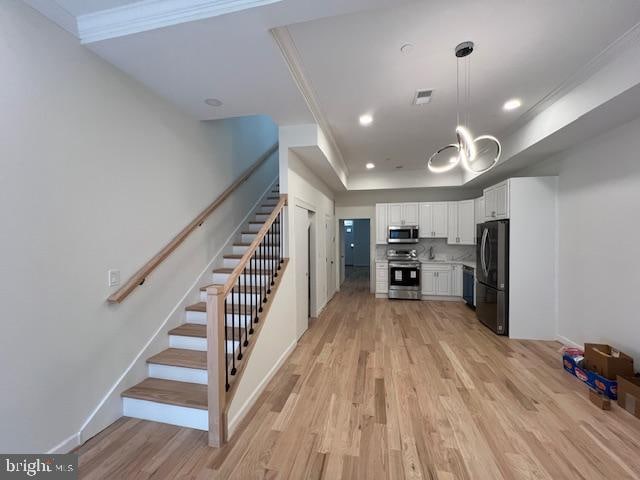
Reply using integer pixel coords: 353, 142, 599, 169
376, 238, 475, 261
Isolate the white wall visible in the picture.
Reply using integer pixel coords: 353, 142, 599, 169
544, 115, 640, 360
0, 2, 278, 453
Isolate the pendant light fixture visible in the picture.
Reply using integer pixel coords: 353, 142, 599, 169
427, 41, 501, 174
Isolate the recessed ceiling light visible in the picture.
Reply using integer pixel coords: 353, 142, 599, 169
366, 163, 375, 169
400, 43, 414, 55
503, 98, 521, 111
359, 114, 373, 126
205, 98, 223, 107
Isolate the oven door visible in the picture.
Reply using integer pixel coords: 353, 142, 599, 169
388, 226, 419, 244
388, 262, 421, 289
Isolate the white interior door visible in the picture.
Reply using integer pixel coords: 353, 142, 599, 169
325, 215, 335, 300
339, 220, 346, 285
295, 206, 310, 340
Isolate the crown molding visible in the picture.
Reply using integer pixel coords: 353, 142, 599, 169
77, 0, 283, 44
271, 26, 350, 178
503, 20, 640, 136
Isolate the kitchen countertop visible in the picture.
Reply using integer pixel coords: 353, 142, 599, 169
375, 258, 476, 269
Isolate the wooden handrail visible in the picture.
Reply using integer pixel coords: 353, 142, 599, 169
207, 194, 287, 299
107, 143, 279, 304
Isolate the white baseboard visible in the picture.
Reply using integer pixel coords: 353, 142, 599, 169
556, 334, 582, 349
227, 339, 297, 436
67, 177, 279, 452
47, 432, 80, 454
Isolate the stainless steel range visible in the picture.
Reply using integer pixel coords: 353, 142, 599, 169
387, 248, 421, 300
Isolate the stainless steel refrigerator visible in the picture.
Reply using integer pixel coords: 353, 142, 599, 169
476, 220, 509, 335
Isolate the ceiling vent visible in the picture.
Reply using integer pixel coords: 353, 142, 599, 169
413, 89, 433, 105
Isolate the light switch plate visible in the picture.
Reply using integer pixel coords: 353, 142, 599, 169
108, 270, 120, 287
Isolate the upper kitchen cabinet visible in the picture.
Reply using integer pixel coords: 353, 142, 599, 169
389, 203, 419, 226
474, 196, 484, 226
375, 203, 389, 244
419, 202, 448, 238
484, 179, 510, 220
448, 200, 475, 245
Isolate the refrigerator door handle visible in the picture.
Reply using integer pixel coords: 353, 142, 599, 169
480, 228, 489, 276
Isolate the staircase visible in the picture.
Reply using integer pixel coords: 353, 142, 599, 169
121, 183, 285, 434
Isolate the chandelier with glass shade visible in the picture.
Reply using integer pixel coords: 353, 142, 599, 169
427, 42, 501, 175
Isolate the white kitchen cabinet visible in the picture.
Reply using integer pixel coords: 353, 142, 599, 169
388, 203, 403, 225
388, 202, 419, 226
474, 196, 484, 226
484, 180, 510, 220
418, 202, 448, 238
375, 262, 388, 294
421, 264, 452, 296
447, 200, 475, 245
375, 204, 389, 244
435, 269, 451, 296
451, 264, 463, 297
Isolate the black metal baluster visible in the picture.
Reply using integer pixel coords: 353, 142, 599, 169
262, 239, 268, 303
270, 221, 276, 285
251, 252, 258, 326
224, 298, 229, 390
243, 265, 249, 346
230, 286, 236, 375
279, 211, 284, 267
237, 276, 243, 361
267, 225, 272, 294
274, 213, 279, 278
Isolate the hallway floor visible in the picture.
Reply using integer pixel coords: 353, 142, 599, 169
77, 276, 640, 479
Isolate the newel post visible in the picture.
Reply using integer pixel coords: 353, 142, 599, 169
206, 285, 227, 447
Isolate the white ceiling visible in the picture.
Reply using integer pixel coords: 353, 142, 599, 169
286, 0, 640, 173
26, 0, 640, 189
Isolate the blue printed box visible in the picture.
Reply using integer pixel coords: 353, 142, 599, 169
563, 353, 618, 400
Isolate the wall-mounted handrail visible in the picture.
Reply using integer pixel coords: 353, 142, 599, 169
107, 143, 279, 304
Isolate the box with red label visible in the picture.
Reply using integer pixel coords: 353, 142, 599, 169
563, 352, 618, 400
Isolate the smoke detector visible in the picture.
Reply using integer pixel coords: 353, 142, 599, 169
413, 89, 433, 105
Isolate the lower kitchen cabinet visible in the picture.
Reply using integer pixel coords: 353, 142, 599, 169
451, 264, 463, 297
421, 264, 452, 296
375, 262, 388, 294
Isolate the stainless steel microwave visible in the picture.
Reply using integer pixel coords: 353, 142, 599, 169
388, 225, 419, 244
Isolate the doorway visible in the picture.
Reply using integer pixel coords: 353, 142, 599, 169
295, 205, 316, 340
340, 219, 370, 285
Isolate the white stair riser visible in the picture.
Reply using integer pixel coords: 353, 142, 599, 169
200, 290, 262, 303
254, 213, 270, 222
232, 245, 249, 255
241, 233, 281, 244
223, 258, 279, 269
246, 224, 281, 233
148, 363, 208, 384
169, 335, 207, 351
123, 398, 207, 431
257, 207, 274, 214
186, 310, 253, 326
212, 272, 271, 285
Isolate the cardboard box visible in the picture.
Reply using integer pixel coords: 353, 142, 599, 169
563, 352, 618, 400
584, 343, 634, 380
617, 376, 640, 419
589, 389, 611, 410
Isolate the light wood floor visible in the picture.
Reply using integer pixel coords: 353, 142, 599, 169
77, 272, 640, 479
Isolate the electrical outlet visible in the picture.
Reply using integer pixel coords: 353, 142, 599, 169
108, 270, 120, 287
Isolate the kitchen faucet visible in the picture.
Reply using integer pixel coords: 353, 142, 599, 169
429, 246, 435, 260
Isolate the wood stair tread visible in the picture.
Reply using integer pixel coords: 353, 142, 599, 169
212, 267, 273, 274
200, 284, 262, 293
186, 301, 257, 313
168, 323, 247, 341
147, 348, 206, 370
169, 324, 206, 338
121, 378, 207, 410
